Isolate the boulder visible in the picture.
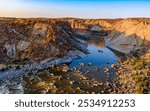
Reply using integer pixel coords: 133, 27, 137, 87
17, 41, 30, 51
80, 63, 84, 67
88, 63, 92, 66
104, 68, 109, 72
5, 43, 16, 58
62, 65, 69, 72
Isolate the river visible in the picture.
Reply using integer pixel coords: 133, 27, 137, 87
0, 38, 119, 94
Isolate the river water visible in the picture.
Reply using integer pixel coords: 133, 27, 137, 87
68, 39, 118, 82
69, 39, 118, 67
0, 39, 119, 94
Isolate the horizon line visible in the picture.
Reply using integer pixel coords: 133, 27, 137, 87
0, 16, 150, 19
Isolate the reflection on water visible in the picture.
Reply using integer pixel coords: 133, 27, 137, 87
69, 38, 118, 67
68, 38, 118, 83
0, 38, 119, 94
88, 39, 105, 48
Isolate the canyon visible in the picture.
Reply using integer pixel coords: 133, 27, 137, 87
0, 17, 149, 94
0, 18, 150, 64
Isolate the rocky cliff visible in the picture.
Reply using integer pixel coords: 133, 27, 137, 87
0, 18, 85, 65
105, 18, 150, 53
0, 17, 150, 65
0, 17, 149, 94
65, 18, 150, 53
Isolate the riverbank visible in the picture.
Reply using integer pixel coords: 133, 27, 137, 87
0, 39, 87, 81
114, 50, 150, 94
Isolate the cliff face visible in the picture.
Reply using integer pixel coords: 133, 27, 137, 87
0, 18, 150, 65
66, 18, 150, 53
106, 18, 150, 53
0, 18, 79, 64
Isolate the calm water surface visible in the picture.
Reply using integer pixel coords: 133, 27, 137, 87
69, 39, 118, 67
0, 39, 119, 94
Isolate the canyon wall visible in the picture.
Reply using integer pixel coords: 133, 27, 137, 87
106, 18, 150, 53
66, 18, 150, 53
0, 18, 82, 64
0, 18, 150, 65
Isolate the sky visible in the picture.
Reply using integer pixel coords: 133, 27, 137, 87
0, 0, 150, 18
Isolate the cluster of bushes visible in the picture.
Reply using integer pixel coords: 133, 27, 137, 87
129, 55, 149, 94
134, 75, 149, 94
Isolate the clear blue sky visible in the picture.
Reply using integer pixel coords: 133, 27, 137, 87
0, 0, 150, 18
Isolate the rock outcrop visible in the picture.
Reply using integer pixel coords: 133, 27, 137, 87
65, 18, 150, 53
105, 18, 150, 53
0, 17, 150, 65
0, 18, 82, 65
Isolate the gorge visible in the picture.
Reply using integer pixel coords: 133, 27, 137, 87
0, 18, 149, 94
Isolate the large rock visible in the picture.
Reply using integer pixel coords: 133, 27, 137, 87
5, 43, 16, 58
17, 41, 30, 51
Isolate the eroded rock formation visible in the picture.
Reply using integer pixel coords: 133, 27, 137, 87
65, 18, 150, 53
0, 18, 81, 64
0, 17, 150, 65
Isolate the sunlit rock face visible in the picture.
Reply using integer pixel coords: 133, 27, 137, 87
0, 18, 150, 65
66, 18, 150, 53
0, 18, 79, 64
105, 19, 150, 53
